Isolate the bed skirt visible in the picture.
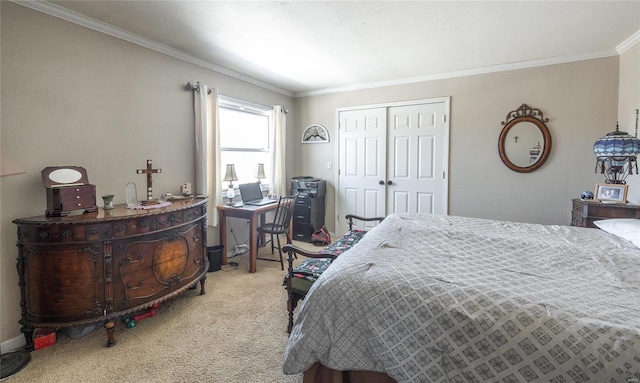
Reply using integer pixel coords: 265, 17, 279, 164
302, 363, 397, 383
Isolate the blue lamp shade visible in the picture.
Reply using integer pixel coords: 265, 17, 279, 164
594, 123, 640, 184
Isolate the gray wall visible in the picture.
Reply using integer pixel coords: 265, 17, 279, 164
292, 58, 622, 230
0, 3, 294, 346
618, 44, 640, 199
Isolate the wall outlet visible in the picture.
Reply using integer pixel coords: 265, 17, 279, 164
181, 183, 192, 196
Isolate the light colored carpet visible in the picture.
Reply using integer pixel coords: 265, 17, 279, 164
7, 239, 320, 383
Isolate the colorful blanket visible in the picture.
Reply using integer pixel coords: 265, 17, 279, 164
287, 229, 368, 282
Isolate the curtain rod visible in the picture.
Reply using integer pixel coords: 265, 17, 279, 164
185, 81, 211, 94
185, 81, 288, 113
219, 94, 289, 113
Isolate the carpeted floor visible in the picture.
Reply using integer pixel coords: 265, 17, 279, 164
6, 239, 317, 383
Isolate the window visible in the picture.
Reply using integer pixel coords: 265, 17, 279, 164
219, 96, 272, 189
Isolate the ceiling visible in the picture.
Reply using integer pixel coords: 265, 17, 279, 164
27, 1, 640, 97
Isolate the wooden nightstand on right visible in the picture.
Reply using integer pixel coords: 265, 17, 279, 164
571, 198, 640, 228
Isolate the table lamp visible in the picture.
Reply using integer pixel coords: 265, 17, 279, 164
255, 163, 266, 184
223, 164, 238, 204
594, 111, 640, 184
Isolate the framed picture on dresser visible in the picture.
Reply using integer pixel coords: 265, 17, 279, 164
595, 183, 628, 203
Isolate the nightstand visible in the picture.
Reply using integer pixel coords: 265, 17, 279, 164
571, 198, 640, 228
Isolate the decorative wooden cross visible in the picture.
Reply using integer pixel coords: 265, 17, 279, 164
136, 160, 162, 200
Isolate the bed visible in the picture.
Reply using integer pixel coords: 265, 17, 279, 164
283, 213, 640, 383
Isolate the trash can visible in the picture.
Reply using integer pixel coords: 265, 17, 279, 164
207, 245, 223, 272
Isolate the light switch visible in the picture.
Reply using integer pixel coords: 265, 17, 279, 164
327, 162, 332, 169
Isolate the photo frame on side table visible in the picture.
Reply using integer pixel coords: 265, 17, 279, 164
595, 183, 628, 203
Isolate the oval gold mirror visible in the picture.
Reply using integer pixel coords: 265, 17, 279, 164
498, 104, 552, 173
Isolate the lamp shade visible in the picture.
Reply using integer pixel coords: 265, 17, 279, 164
223, 164, 238, 182
255, 163, 266, 180
594, 123, 640, 184
594, 126, 640, 160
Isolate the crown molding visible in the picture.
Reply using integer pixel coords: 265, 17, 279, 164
13, 1, 637, 99
617, 29, 640, 55
12, 0, 294, 98
296, 51, 619, 97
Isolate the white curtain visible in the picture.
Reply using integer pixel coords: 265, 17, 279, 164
194, 84, 223, 226
271, 105, 288, 196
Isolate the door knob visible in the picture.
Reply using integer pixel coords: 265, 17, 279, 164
379, 180, 384, 185
387, 180, 393, 185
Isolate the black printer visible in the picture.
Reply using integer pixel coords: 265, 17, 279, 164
291, 177, 326, 242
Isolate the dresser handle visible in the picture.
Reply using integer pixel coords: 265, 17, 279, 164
126, 279, 144, 290
121, 253, 144, 265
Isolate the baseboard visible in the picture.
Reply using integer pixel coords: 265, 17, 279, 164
1, 334, 26, 353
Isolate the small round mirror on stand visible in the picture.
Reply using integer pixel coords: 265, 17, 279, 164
498, 104, 552, 173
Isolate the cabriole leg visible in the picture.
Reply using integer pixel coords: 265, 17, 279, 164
21, 325, 35, 352
104, 320, 116, 347
199, 274, 207, 295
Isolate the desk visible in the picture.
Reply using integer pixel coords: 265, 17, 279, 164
218, 203, 290, 273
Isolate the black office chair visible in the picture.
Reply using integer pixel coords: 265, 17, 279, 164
257, 194, 297, 270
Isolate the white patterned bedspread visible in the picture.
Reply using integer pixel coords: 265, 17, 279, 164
283, 214, 640, 382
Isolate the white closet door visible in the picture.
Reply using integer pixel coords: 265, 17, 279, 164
337, 108, 387, 233
387, 102, 448, 214
337, 98, 449, 233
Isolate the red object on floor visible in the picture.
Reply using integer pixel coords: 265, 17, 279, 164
133, 303, 160, 322
34, 329, 56, 350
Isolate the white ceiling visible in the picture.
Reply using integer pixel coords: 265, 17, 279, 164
27, 1, 640, 97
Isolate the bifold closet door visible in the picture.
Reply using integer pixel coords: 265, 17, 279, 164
387, 102, 448, 215
338, 107, 387, 234
337, 99, 448, 234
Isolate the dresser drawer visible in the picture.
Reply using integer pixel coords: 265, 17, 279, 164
57, 186, 95, 203
293, 204, 311, 222
572, 200, 586, 217
293, 223, 314, 242
46, 185, 97, 216
571, 214, 587, 228
295, 196, 312, 207
59, 199, 93, 211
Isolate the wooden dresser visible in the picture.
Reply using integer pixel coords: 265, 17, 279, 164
13, 198, 209, 350
571, 198, 640, 228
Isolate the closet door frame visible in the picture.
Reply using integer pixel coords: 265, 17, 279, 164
334, 97, 450, 234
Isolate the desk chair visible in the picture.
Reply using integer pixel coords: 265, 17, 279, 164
257, 194, 297, 270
